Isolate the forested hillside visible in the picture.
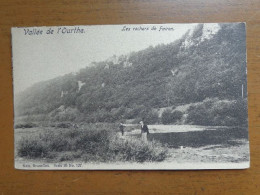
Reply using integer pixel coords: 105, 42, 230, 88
14, 23, 247, 126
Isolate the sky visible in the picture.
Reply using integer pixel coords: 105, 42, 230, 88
12, 23, 197, 94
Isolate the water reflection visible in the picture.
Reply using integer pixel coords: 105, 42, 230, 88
131, 127, 248, 148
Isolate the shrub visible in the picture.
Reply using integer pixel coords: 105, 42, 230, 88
111, 106, 126, 120
171, 110, 183, 122
49, 137, 71, 152
161, 109, 183, 124
17, 129, 75, 158
144, 110, 159, 124
161, 109, 172, 124
186, 98, 248, 126
108, 136, 168, 162
135, 108, 159, 124
17, 136, 48, 158
75, 130, 111, 152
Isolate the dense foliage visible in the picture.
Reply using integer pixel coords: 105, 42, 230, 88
161, 110, 183, 124
186, 98, 248, 126
15, 23, 247, 126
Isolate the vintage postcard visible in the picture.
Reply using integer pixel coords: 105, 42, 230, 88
12, 23, 249, 170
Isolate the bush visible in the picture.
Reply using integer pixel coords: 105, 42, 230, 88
144, 110, 159, 124
172, 111, 183, 121
74, 130, 111, 154
161, 109, 172, 124
136, 108, 159, 124
186, 98, 248, 126
17, 136, 48, 158
161, 109, 183, 124
109, 136, 168, 162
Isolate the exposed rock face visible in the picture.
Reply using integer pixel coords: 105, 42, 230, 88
77, 81, 85, 92
61, 90, 68, 97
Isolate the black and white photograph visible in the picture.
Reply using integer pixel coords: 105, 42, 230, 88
12, 23, 249, 170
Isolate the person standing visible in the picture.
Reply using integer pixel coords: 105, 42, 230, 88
140, 120, 149, 143
119, 123, 125, 136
